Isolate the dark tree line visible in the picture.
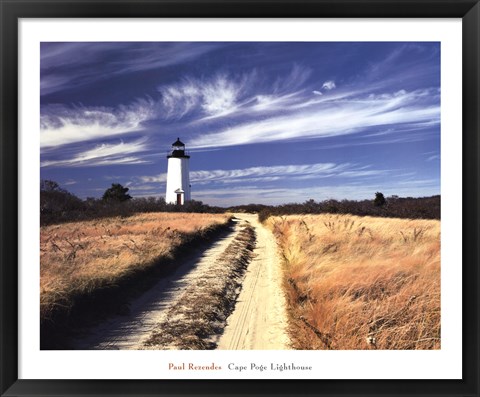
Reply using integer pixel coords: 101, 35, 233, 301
40, 180, 223, 226
41, 180, 440, 226
256, 194, 440, 223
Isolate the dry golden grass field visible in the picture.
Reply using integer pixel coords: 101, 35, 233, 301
40, 212, 231, 323
266, 214, 440, 350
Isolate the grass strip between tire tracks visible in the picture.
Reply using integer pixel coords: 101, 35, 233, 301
144, 223, 256, 350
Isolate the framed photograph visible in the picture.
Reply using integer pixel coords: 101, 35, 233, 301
1, 0, 479, 396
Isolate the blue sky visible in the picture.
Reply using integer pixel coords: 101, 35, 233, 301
40, 42, 440, 206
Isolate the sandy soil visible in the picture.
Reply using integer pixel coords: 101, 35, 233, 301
216, 214, 291, 350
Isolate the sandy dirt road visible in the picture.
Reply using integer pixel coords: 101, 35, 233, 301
216, 214, 291, 350
73, 221, 244, 350
72, 213, 289, 350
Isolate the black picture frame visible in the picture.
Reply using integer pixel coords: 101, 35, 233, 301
1, 1, 479, 396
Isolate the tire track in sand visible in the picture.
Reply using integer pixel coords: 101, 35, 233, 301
216, 213, 291, 350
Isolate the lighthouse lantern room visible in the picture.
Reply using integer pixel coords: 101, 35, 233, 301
165, 138, 191, 205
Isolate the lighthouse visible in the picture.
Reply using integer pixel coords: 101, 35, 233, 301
165, 138, 191, 205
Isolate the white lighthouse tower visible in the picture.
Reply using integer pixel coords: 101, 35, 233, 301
165, 138, 191, 205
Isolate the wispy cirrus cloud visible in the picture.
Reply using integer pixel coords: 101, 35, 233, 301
272, 63, 312, 94
41, 138, 149, 167
189, 88, 440, 149
140, 162, 388, 186
158, 72, 255, 119
190, 179, 439, 206
41, 42, 222, 96
182, 164, 437, 206
127, 171, 438, 206
40, 98, 157, 148
158, 65, 313, 120
190, 162, 352, 184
